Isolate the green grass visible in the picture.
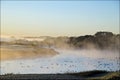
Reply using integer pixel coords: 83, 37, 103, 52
88, 71, 120, 80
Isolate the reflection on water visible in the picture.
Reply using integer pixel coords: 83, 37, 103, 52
0, 49, 120, 75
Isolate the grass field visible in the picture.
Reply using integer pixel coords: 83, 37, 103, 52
0, 70, 119, 80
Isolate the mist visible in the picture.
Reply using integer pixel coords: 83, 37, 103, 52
1, 48, 119, 75
0, 32, 120, 74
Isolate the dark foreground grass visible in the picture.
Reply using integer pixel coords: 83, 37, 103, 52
0, 70, 120, 80
89, 71, 120, 80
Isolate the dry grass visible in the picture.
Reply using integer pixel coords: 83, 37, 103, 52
0, 46, 58, 61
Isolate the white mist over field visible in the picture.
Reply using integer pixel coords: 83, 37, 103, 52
0, 49, 119, 75
0, 35, 45, 42
0, 36, 120, 75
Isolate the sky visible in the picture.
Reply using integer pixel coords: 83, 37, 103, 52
1, 0, 119, 37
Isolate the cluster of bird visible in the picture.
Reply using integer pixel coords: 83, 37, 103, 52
1, 57, 119, 74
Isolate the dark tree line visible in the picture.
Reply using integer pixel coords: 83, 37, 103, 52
68, 31, 120, 50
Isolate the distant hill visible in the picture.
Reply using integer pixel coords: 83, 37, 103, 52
1, 31, 120, 50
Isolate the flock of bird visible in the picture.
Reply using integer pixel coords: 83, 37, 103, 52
1, 57, 119, 74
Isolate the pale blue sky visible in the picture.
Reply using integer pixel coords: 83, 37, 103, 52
1, 1, 119, 37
